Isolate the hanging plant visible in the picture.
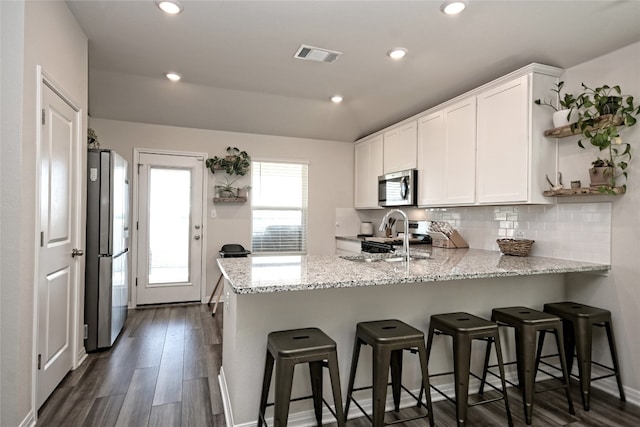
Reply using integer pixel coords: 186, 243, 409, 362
205, 146, 251, 176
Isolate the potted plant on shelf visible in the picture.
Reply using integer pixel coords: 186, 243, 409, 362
534, 81, 579, 127
571, 83, 640, 193
205, 146, 251, 176
215, 177, 239, 199
589, 158, 615, 187
237, 185, 252, 198
87, 128, 100, 149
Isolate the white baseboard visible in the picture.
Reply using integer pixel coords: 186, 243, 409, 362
75, 347, 88, 369
217, 365, 638, 427
19, 410, 36, 427
591, 377, 640, 407
219, 367, 234, 427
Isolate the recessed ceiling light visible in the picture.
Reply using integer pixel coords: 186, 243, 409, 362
387, 48, 408, 60
440, 0, 467, 15
331, 95, 343, 104
156, 0, 183, 15
165, 72, 182, 82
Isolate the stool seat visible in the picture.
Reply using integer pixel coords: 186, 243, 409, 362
430, 312, 498, 334
482, 307, 574, 425
356, 319, 425, 346
543, 301, 625, 411
426, 312, 513, 427
345, 319, 433, 427
492, 306, 562, 325
268, 328, 337, 358
545, 302, 611, 322
258, 327, 344, 427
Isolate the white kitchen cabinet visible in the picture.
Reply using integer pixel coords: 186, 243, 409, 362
335, 238, 361, 255
383, 120, 417, 174
417, 97, 476, 206
476, 71, 558, 204
354, 134, 383, 209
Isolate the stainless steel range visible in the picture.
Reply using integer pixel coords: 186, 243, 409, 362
361, 220, 431, 253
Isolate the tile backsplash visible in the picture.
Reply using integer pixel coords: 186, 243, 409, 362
355, 203, 611, 264
425, 203, 611, 263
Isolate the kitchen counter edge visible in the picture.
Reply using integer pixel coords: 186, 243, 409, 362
217, 249, 609, 295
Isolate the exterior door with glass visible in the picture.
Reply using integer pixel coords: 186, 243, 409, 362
135, 152, 205, 305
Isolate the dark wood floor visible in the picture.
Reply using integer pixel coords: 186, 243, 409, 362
37, 304, 640, 427
37, 303, 224, 427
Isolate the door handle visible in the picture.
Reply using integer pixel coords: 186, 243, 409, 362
71, 248, 84, 257
194, 235, 201, 240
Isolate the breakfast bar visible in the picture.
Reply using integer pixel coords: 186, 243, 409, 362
217, 249, 608, 426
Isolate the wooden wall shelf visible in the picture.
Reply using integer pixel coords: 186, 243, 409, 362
543, 186, 626, 197
213, 197, 247, 203
543, 114, 623, 138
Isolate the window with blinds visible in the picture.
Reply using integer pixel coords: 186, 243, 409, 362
251, 161, 308, 253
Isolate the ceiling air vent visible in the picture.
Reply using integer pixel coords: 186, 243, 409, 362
294, 45, 342, 63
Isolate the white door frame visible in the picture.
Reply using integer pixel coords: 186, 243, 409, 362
32, 66, 85, 413
131, 148, 208, 307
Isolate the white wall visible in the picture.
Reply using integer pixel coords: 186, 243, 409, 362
561, 42, 640, 397
1, 2, 25, 425
89, 118, 355, 302
8, 1, 88, 425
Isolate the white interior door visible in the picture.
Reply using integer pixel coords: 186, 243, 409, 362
136, 152, 204, 305
37, 81, 80, 408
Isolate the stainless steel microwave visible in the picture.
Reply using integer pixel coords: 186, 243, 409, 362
378, 169, 418, 207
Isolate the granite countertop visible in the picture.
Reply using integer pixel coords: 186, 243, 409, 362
217, 248, 609, 295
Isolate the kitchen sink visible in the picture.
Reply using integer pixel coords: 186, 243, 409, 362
340, 253, 430, 263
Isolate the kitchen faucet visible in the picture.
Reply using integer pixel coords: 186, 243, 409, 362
379, 209, 410, 261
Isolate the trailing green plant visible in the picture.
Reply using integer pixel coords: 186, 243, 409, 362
205, 146, 251, 175
591, 157, 614, 168
571, 83, 640, 192
534, 81, 578, 112
87, 128, 100, 148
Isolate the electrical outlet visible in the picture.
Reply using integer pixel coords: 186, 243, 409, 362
210, 209, 217, 219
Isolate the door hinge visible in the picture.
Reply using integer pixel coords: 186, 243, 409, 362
137, 163, 142, 174
41, 109, 45, 125
37, 354, 42, 370
83, 324, 88, 340
135, 277, 138, 287
40, 231, 44, 247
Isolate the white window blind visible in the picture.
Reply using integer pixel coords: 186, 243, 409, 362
251, 161, 308, 253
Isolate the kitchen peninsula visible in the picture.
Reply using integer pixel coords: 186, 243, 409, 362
217, 249, 608, 426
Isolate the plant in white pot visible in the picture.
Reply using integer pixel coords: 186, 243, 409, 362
534, 81, 579, 127
215, 177, 239, 199
572, 83, 640, 193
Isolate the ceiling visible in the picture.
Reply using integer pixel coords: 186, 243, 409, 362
66, 1, 640, 142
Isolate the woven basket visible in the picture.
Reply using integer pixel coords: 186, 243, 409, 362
497, 238, 535, 257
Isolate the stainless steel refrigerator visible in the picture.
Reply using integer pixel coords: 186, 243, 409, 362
85, 149, 129, 352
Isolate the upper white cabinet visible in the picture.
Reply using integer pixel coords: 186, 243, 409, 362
418, 97, 477, 206
354, 134, 383, 209
383, 120, 417, 174
476, 71, 558, 204
354, 63, 562, 208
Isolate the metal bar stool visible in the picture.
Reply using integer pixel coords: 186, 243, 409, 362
542, 301, 625, 410
422, 312, 513, 427
479, 306, 575, 425
344, 319, 434, 427
257, 327, 345, 427
207, 244, 250, 316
